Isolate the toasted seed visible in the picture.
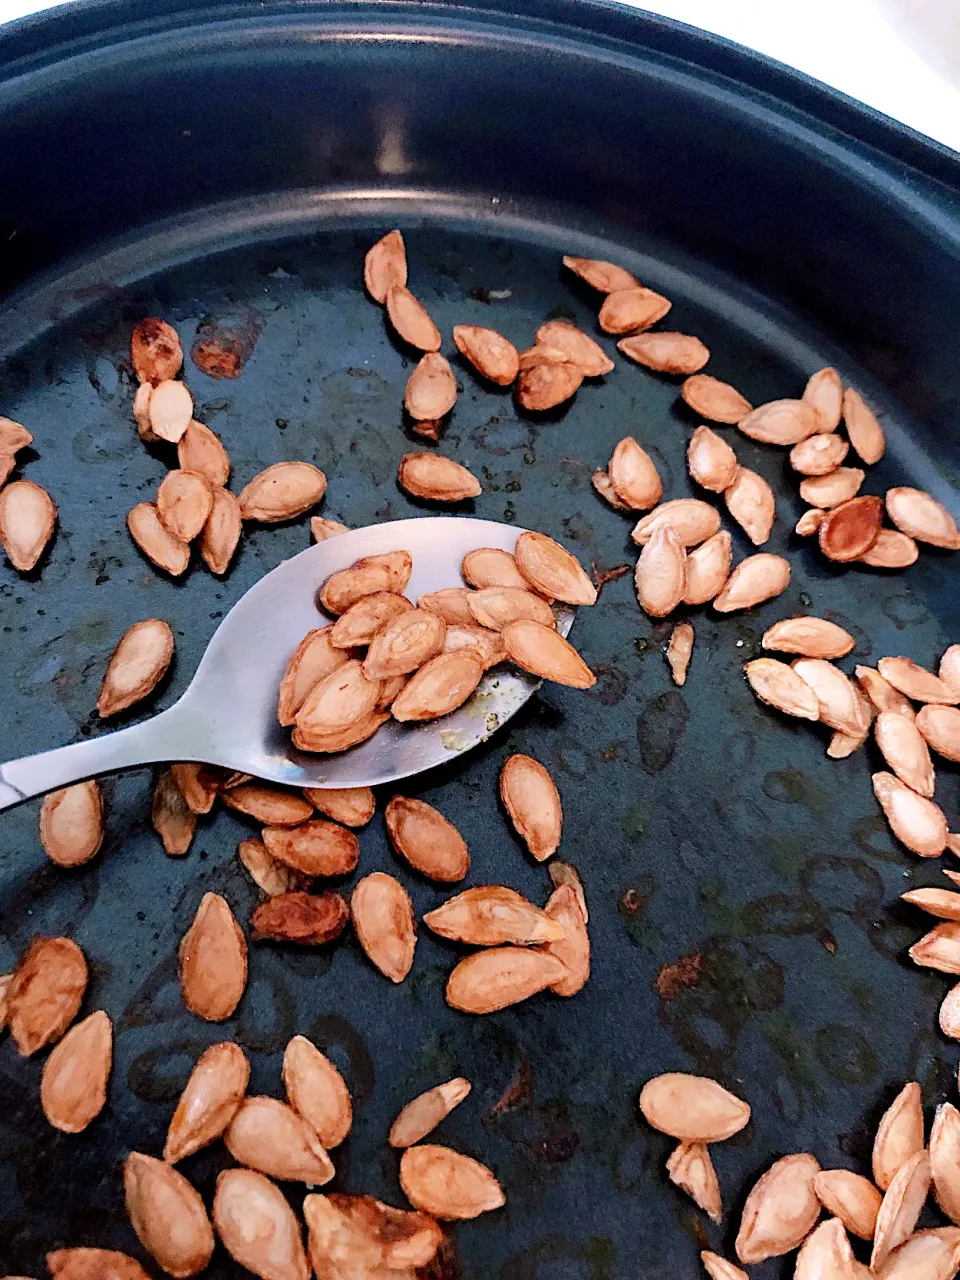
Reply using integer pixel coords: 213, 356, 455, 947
517, 342, 573, 371
391, 651, 484, 720
736, 1153, 821, 1264
592, 468, 631, 511
385, 285, 441, 351
47, 1248, 152, 1280
515, 530, 597, 605
468, 586, 556, 633
351, 872, 416, 982
714, 554, 790, 612
762, 617, 854, 659
667, 1142, 721, 1223
199, 486, 241, 575
178, 894, 247, 1021
725, 467, 776, 545
250, 890, 349, 945
453, 325, 520, 385
363, 609, 446, 679
598, 286, 672, 334
819, 495, 883, 561
442, 623, 506, 669
562, 254, 639, 292
879, 1229, 960, 1280
398, 452, 481, 503
549, 859, 588, 922
156, 469, 213, 542
385, 796, 469, 882
796, 1219, 861, 1280
635, 525, 686, 617
238, 838, 303, 897
739, 399, 819, 446
515, 360, 583, 410
262, 818, 359, 877
222, 782, 313, 827
389, 1078, 472, 1148
303, 1193, 443, 1276
910, 922, 960, 972
902, 889, 960, 920
446, 946, 566, 1013
127, 502, 189, 575
131, 318, 183, 384
687, 426, 739, 493
535, 320, 613, 376
618, 332, 710, 374
502, 619, 596, 688
886, 486, 960, 548
666, 621, 694, 685
225, 1095, 334, 1184
701, 1253, 748, 1280
879, 656, 960, 704
124, 1157, 214, 1277
873, 1083, 925, 1192
295, 659, 381, 736
213, 1167, 309, 1280
277, 627, 348, 726
292, 710, 389, 755
461, 547, 526, 591
828, 716, 872, 761
177, 420, 230, 486
940, 645, 960, 696
364, 229, 407, 303
302, 786, 374, 828
631, 499, 720, 548
283, 1035, 352, 1148
804, 367, 844, 433
800, 467, 866, 508
792, 658, 868, 736
606, 436, 663, 510
744, 658, 820, 721
874, 712, 935, 796
40, 781, 104, 868
871, 1151, 932, 1272
683, 530, 732, 605
0, 479, 57, 572
931, 1104, 960, 1225
542, 882, 590, 995
162, 1041, 250, 1165
239, 461, 326, 522
148, 379, 193, 443
790, 432, 849, 475
640, 1074, 751, 1142
39, 1009, 111, 1133
7, 936, 87, 1057
405, 352, 457, 423
843, 387, 886, 464
417, 586, 476, 626
311, 516, 350, 541
857, 666, 916, 718
682, 374, 752, 424
425, 885, 564, 946
917, 704, 960, 762
499, 754, 562, 861
0, 415, 32, 453
814, 1170, 882, 1240
860, 529, 919, 569
874, 772, 948, 858
400, 1144, 504, 1219
796, 508, 826, 535
319, 552, 413, 616
97, 618, 174, 718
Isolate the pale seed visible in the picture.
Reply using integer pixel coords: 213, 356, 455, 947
224, 1095, 334, 1184
762, 616, 854, 659
593, 468, 630, 511
199, 486, 241, 575
453, 325, 519, 385
445, 945, 566, 1013
40, 1009, 112, 1133
942, 985, 960, 1040
156, 469, 213, 542
461, 547, 528, 591
330, 592, 414, 650
713, 554, 790, 612
796, 508, 826, 535
687, 425, 739, 493
681, 374, 752, 424
134, 382, 155, 440
635, 525, 686, 618
861, 529, 919, 569
667, 1142, 721, 1223
385, 285, 441, 351
40, 781, 104, 868
311, 516, 350, 541
549, 859, 588, 922
738, 398, 818, 445
515, 529, 597, 605
499, 753, 562, 861
843, 387, 886, 464
515, 360, 583, 410
398, 451, 481, 502
385, 795, 469, 882
295, 659, 381, 735
916, 704, 960, 762
283, 1035, 352, 1148
873, 1082, 925, 1191
404, 352, 457, 422
904, 889, 960, 921
795, 1219, 861, 1280
724, 466, 776, 545
177, 420, 230, 487
442, 623, 505, 669
47, 1248, 152, 1280
390, 651, 484, 720
238, 461, 326, 522
562, 254, 639, 292
790, 432, 849, 474
857, 665, 916, 718
389, 1078, 472, 1149
292, 711, 389, 755
164, 1041, 250, 1164
351, 872, 416, 982
400, 1144, 504, 1219
277, 626, 348, 725
598, 286, 672, 334
416, 585, 475, 626
502, 619, 596, 688
819, 495, 883, 561
131, 317, 183, 384
0, 415, 32, 452
364, 230, 406, 303
536, 320, 613, 375
147, 379, 193, 443
213, 1168, 309, 1280
792, 658, 868, 736
542, 882, 590, 996
221, 782, 314, 827
803, 367, 844, 433
607, 436, 663, 510
0, 479, 56, 571
262, 818, 359, 877
701, 1253, 748, 1280
363, 609, 445, 679
468, 587, 554, 636
886, 486, 960, 548
7, 937, 87, 1057
127, 502, 189, 576
878, 656, 960, 704
683, 531, 732, 605
799, 467, 866, 508
237, 837, 303, 897
631, 499, 720, 548
425, 885, 564, 947
910, 922, 960, 972
98, 618, 174, 717
178, 893, 247, 1021
124, 1152, 214, 1278
940, 645, 960, 696
640, 1073, 751, 1142
666, 621, 694, 685
302, 786, 375, 827
879, 1229, 960, 1280
874, 712, 935, 796
735, 1153, 821, 1264
744, 658, 820, 721
874, 771, 948, 858
618, 332, 710, 374
814, 1170, 882, 1239
250, 891, 349, 945
932, 1103, 960, 1225
871, 1150, 931, 1272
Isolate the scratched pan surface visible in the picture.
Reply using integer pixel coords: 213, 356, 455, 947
1, 1, 960, 1275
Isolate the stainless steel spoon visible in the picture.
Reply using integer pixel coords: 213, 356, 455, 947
0, 517, 574, 809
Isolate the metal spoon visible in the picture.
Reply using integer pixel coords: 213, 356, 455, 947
0, 517, 574, 810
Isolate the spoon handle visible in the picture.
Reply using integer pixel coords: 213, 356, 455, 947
0, 706, 193, 811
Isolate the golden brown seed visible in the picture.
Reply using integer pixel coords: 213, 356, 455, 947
391, 650, 484, 720
47, 1248, 152, 1280
7, 936, 88, 1057
446, 946, 566, 1013
131, 318, 183, 385
916, 704, 960, 762
667, 1142, 721, 1223
303, 1193, 442, 1275
562, 254, 639, 292
302, 786, 375, 827
40, 781, 104, 868
639, 1073, 751, 1142
398, 452, 481, 502
607, 436, 663, 510
874, 771, 948, 858
681, 374, 752, 424
250, 891, 349, 944
330, 592, 412, 649
860, 529, 919, 569
724, 466, 776, 545
796, 508, 826, 535
886, 486, 960, 548
515, 360, 583, 410
147, 379, 193, 443
878, 1229, 960, 1280
425, 885, 564, 946
542, 882, 590, 996
453, 325, 520, 385
295, 659, 381, 736
941, 645, 960, 696
871, 1151, 931, 1272
385, 795, 469, 882
902, 888, 960, 921
909, 922, 960, 972
363, 609, 445, 679
631, 498, 720, 548
683, 530, 732, 605
442, 623, 506, 669
499, 754, 562, 861
351, 872, 416, 982
389, 1078, 472, 1148
666, 621, 694, 685
792, 658, 868, 736
549, 859, 587, 922
843, 387, 886, 464
800, 467, 866, 508
0, 479, 57, 571
790, 432, 849, 475
400, 1144, 505, 1219
762, 616, 854, 659
819, 495, 883, 561
364, 229, 407, 303
814, 1170, 882, 1239
378, 672, 410, 707
262, 818, 359, 877
238, 461, 326, 522
277, 627, 348, 725
739, 398, 819, 445
536, 320, 613, 376
635, 524, 686, 618
515, 530, 597, 605
701, 1253, 748, 1280
598, 286, 672, 334
857, 665, 915, 718
164, 1041, 250, 1163
292, 711, 389, 755
283, 1035, 352, 1148
461, 547, 527, 591
127, 502, 189, 575
124, 1152, 214, 1278
803, 367, 844, 432
40, 1009, 112, 1133
874, 712, 935, 796
199, 486, 241, 575
404, 352, 457, 422
713, 554, 790, 612
502, 619, 596, 688
222, 782, 313, 827
517, 342, 573, 371
224, 1096, 334, 1184
98, 618, 174, 718
417, 585, 475, 626
873, 1082, 925, 1192
931, 1103, 960, 1226
311, 516, 350, 541
687, 425, 739, 493
878, 655, 960, 704
177, 420, 230, 487
156, 470, 213, 542
213, 1167, 309, 1280
178, 893, 247, 1021
618, 332, 710, 374
736, 1153, 821, 1264
385, 285, 441, 351
238, 837, 303, 897
744, 658, 820, 721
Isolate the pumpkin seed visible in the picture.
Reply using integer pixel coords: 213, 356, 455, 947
871, 1151, 931, 1272
7, 936, 87, 1057
461, 546, 528, 591
931, 1104, 960, 1225
364, 229, 407, 303
687, 425, 739, 493
385, 795, 469, 882
640, 1073, 751, 1142
515, 529, 597, 605
249, 890, 350, 945
47, 1248, 152, 1280
283, 1035, 352, 1148
446, 946, 567, 1013
400, 1144, 505, 1218
735, 1153, 821, 1264
0, 415, 32, 452
127, 502, 190, 575
667, 1142, 721, 1223
803, 367, 844, 433
277, 627, 348, 725
549, 858, 588, 922
425, 885, 564, 947
502, 619, 596, 688
762, 617, 854, 659
0, 479, 56, 571
790, 432, 849, 475
910, 922, 960, 972
598, 286, 672, 334
562, 254, 639, 292
843, 387, 886, 464
724, 466, 776, 545
213, 1168, 309, 1280
681, 374, 752, 424
499, 753, 562, 861
856, 665, 916, 718
133, 382, 155, 440
97, 618, 174, 718
593, 468, 631, 511
796, 508, 826, 535
713, 554, 790, 612
224, 1096, 334, 1185
164, 1041, 250, 1163
738, 398, 818, 445
701, 1252, 748, 1280
238, 461, 326, 522
404, 352, 458, 423
156, 469, 213, 542
886, 486, 960, 548
683, 530, 732, 605
468, 585, 557, 632
199, 486, 241, 575
874, 712, 935, 796
131, 317, 183, 385
901, 888, 960, 920
177, 420, 230, 486
385, 285, 441, 351
147, 379, 193, 443
940, 645, 960, 696
398, 451, 481, 502
364, 609, 446, 679
666, 621, 694, 686
795, 1219, 861, 1280
442, 623, 506, 669
878, 1229, 960, 1280
873, 1082, 925, 1192
814, 1170, 882, 1239
792, 658, 868, 736
819, 495, 883, 561
517, 342, 573, 371
536, 320, 613, 375
878, 656, 960, 704
351, 872, 416, 982
237, 837, 303, 896
302, 786, 375, 828
916, 704, 960, 762
262, 818, 359, 877
292, 710, 389, 755
303, 1193, 442, 1274
744, 658, 820, 721
618, 332, 710, 374
874, 772, 948, 858
311, 516, 350, 541
860, 529, 919, 568
151, 771, 196, 857
542, 882, 590, 996
178, 893, 247, 1021
453, 324, 520, 385
389, 1078, 472, 1148
124, 1153, 214, 1278
40, 781, 104, 867
220, 784, 310, 830
295, 659, 381, 736
515, 360, 583, 410
632, 499, 720, 548
799, 467, 865, 508
607, 436, 664, 510
635, 525, 687, 617
416, 585, 475, 625
40, 1009, 112, 1133
391, 650, 484, 719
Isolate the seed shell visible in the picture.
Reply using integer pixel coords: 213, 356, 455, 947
502, 620, 596, 688
164, 1041, 251, 1163
351, 872, 416, 982
385, 796, 470, 882
40, 781, 104, 868
499, 754, 562, 861
0, 479, 57, 571
123, 1152, 214, 1278
238, 461, 326, 522
803, 367, 844, 433
385, 285, 441, 351
283, 1034, 353, 1148
213, 1167, 309, 1280
7, 936, 88, 1057
40, 1009, 112, 1133
389, 1078, 472, 1148
445, 946, 567, 1013
178, 893, 247, 1021
249, 891, 350, 945
735, 1153, 821, 1263
364, 229, 407, 303
618, 332, 710, 374
453, 325, 520, 385
724, 466, 776, 545
131, 317, 184, 385
713, 554, 790, 612
681, 374, 752, 424
127, 502, 190, 575
399, 1145, 505, 1219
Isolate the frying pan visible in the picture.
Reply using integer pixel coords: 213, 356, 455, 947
1, 1, 959, 1275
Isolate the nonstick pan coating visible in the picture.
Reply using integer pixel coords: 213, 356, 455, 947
0, 2, 959, 1275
